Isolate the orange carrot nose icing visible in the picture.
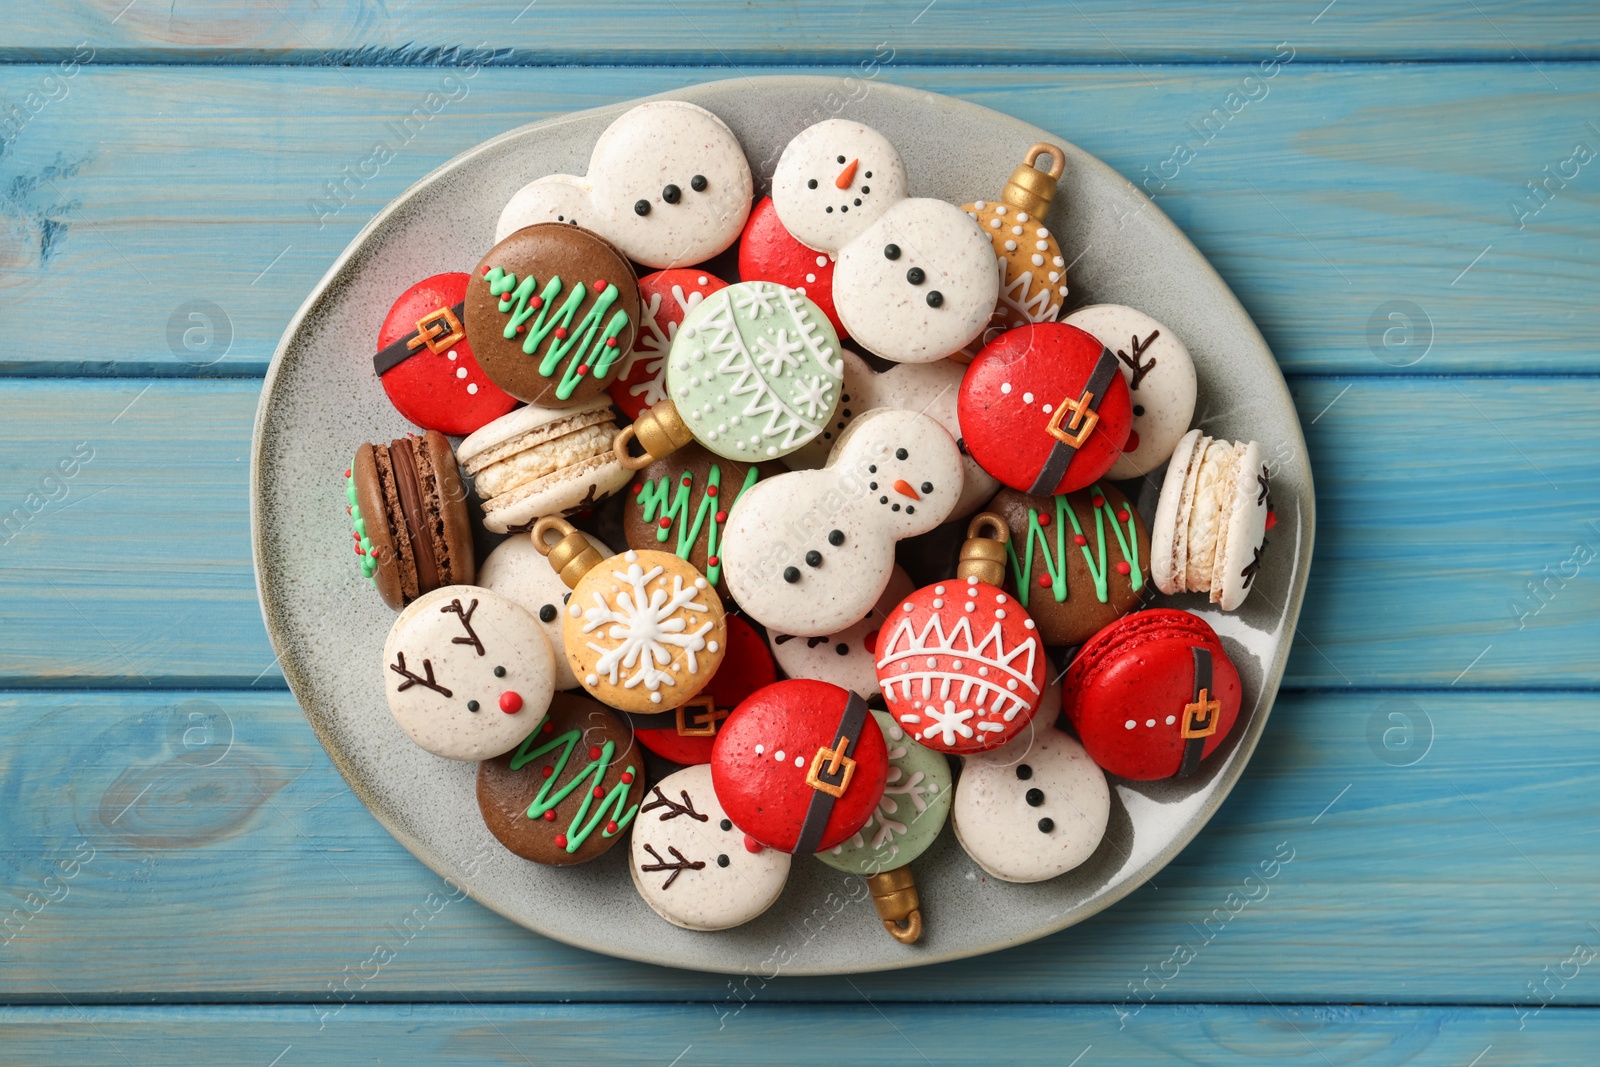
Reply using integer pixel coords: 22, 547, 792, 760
835, 159, 859, 189
892, 479, 920, 500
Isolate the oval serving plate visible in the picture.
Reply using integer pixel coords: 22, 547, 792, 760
251, 76, 1313, 976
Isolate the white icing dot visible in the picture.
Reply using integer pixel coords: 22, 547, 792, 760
805, 273, 816, 283
706, 430, 719, 441
926, 657, 938, 668
974, 200, 987, 209
1036, 227, 1048, 238
796, 286, 806, 295
467, 383, 478, 394
815, 255, 828, 267
586, 673, 599, 685
1053, 256, 1064, 267
766, 446, 778, 456
716, 394, 726, 405
1166, 715, 1177, 725
698, 275, 708, 285
447, 350, 458, 361
1125, 719, 1136, 730
995, 609, 1007, 619
730, 416, 741, 425
1000, 382, 1012, 395
1036, 240, 1048, 251
995, 205, 1007, 215
569, 604, 582, 618
903, 603, 913, 612
455, 367, 468, 379
794, 756, 804, 768
652, 692, 663, 703
1058, 286, 1069, 296
996, 594, 1007, 604
934, 585, 946, 595
1011, 225, 1023, 236
1022, 391, 1034, 404
989, 218, 1001, 229
624, 550, 638, 562
1048, 272, 1060, 282
683, 326, 696, 339
1024, 619, 1036, 630
1042, 403, 1053, 415
967, 575, 979, 585
1031, 254, 1045, 267
1007, 679, 1019, 690
952, 660, 963, 670
775, 750, 786, 762
1003, 240, 1017, 252
707, 640, 719, 652
1017, 212, 1029, 222
889, 724, 904, 740
1146, 719, 1156, 728
755, 744, 765, 755
694, 577, 707, 589
964, 602, 975, 613
928, 782, 939, 793
932, 598, 943, 609
978, 666, 989, 676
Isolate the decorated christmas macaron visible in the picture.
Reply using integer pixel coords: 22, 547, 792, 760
719, 408, 963, 637
372, 272, 519, 435
710, 679, 889, 854
816, 710, 953, 943
988, 483, 1151, 647
383, 586, 556, 761
952, 718, 1110, 883
532, 518, 727, 714
464, 223, 641, 407
1063, 304, 1197, 479
736, 197, 845, 337
620, 442, 778, 596
768, 565, 913, 700
477, 529, 612, 691
958, 322, 1132, 496
1062, 609, 1242, 780
608, 269, 728, 420
874, 516, 1048, 754
626, 615, 775, 766
630, 764, 791, 931
961, 144, 1070, 344
1150, 430, 1271, 612
477, 692, 646, 865
347, 431, 474, 610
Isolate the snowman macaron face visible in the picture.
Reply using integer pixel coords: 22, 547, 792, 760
833, 199, 1000, 364
1063, 304, 1197, 479
771, 119, 909, 255
719, 409, 964, 637
477, 531, 613, 692
382, 586, 557, 761
769, 565, 914, 699
630, 764, 791, 931
497, 101, 753, 269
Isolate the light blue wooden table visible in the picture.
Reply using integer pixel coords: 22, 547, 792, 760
2, 3, 1598, 1063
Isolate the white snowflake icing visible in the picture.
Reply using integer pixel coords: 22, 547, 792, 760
732, 283, 779, 318
923, 700, 975, 745
791, 373, 837, 419
834, 760, 936, 856
752, 328, 805, 378
582, 561, 713, 692
618, 283, 707, 409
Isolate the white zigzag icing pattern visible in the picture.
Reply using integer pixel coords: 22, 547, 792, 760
995, 255, 1060, 325
876, 610, 1041, 746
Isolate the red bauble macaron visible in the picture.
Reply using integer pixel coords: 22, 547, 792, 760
631, 616, 776, 765
875, 575, 1048, 755
1062, 609, 1241, 780
711, 679, 888, 854
374, 272, 519, 435
736, 197, 847, 339
607, 269, 728, 419
958, 322, 1132, 496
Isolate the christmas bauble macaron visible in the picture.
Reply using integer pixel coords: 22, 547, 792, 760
957, 322, 1132, 496
710, 679, 888, 854
609, 269, 728, 419
372, 273, 519, 435
1062, 609, 1242, 780
477, 692, 646, 865
626, 615, 776, 765
736, 197, 846, 338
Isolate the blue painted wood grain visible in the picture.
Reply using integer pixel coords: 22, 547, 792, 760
1, 65, 1596, 375
1, 688, 1594, 1002
1, 377, 1594, 689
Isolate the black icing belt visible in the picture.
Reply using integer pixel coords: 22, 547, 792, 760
373, 302, 468, 376
1175, 645, 1214, 780
792, 691, 870, 856
1027, 345, 1122, 496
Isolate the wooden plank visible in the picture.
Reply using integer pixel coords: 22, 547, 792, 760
1, 377, 1594, 689
2, 64, 1596, 376
3, 1, 1597, 63
0, 1003, 1592, 1065
1, 687, 1595, 1002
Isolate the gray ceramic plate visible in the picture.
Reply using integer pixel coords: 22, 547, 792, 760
251, 76, 1313, 976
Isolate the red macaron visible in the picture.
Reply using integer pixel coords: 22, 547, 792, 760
711, 679, 888, 854
958, 322, 1132, 496
373, 272, 519, 435
1062, 609, 1241, 781
608, 268, 729, 420
736, 197, 847, 339
628, 615, 776, 765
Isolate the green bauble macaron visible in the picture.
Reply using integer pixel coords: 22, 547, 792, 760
816, 710, 953, 874
668, 281, 843, 462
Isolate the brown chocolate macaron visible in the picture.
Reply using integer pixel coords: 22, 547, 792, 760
620, 443, 779, 596
988, 482, 1151, 647
465, 223, 641, 408
477, 693, 647, 866
349, 430, 474, 610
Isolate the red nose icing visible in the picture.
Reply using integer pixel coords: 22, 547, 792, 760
743, 834, 765, 854
499, 691, 523, 714
892, 479, 920, 500
835, 159, 859, 189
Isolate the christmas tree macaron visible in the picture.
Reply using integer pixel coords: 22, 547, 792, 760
477, 692, 646, 865
347, 431, 474, 610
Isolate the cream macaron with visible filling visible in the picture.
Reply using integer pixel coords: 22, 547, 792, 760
455, 396, 630, 533
1150, 429, 1271, 611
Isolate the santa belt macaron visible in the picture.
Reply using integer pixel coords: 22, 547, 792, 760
374, 302, 467, 376
622, 696, 730, 738
1031, 345, 1120, 495
1177, 645, 1222, 779
794, 690, 871, 856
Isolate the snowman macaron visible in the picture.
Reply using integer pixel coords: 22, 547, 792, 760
719, 408, 964, 637
477, 531, 613, 692
770, 119, 999, 364
496, 100, 753, 269
1063, 304, 1197, 479
768, 565, 914, 699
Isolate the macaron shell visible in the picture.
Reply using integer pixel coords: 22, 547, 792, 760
1064, 304, 1197, 480
456, 395, 618, 473
953, 722, 1110, 884
737, 197, 846, 338
417, 429, 475, 586
1182, 437, 1239, 593
815, 710, 954, 875
1216, 440, 1270, 611
609, 269, 730, 420
1150, 428, 1202, 596
630, 764, 791, 931
481, 454, 631, 535
710, 679, 889, 854
383, 586, 556, 761
352, 444, 406, 610
478, 531, 613, 691
375, 272, 519, 435
633, 616, 776, 765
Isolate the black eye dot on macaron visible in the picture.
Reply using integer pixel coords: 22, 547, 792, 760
690, 174, 708, 192
926, 291, 944, 308
539, 604, 558, 623
868, 465, 877, 474
1133, 404, 1146, 417
662, 183, 681, 204
784, 566, 801, 584
905, 266, 925, 285
634, 199, 651, 216
1038, 817, 1055, 834
1025, 788, 1045, 807
891, 503, 901, 512
493, 665, 506, 678
861, 185, 870, 194
561, 592, 571, 604
467, 700, 480, 713
853, 198, 862, 206
836, 155, 846, 164
883, 244, 900, 261
828, 529, 845, 546
720, 818, 733, 831
1015, 764, 1033, 780
806, 550, 823, 567
895, 448, 908, 460
920, 481, 933, 494
835, 643, 849, 656
807, 178, 818, 189
864, 170, 873, 179
717, 854, 730, 868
